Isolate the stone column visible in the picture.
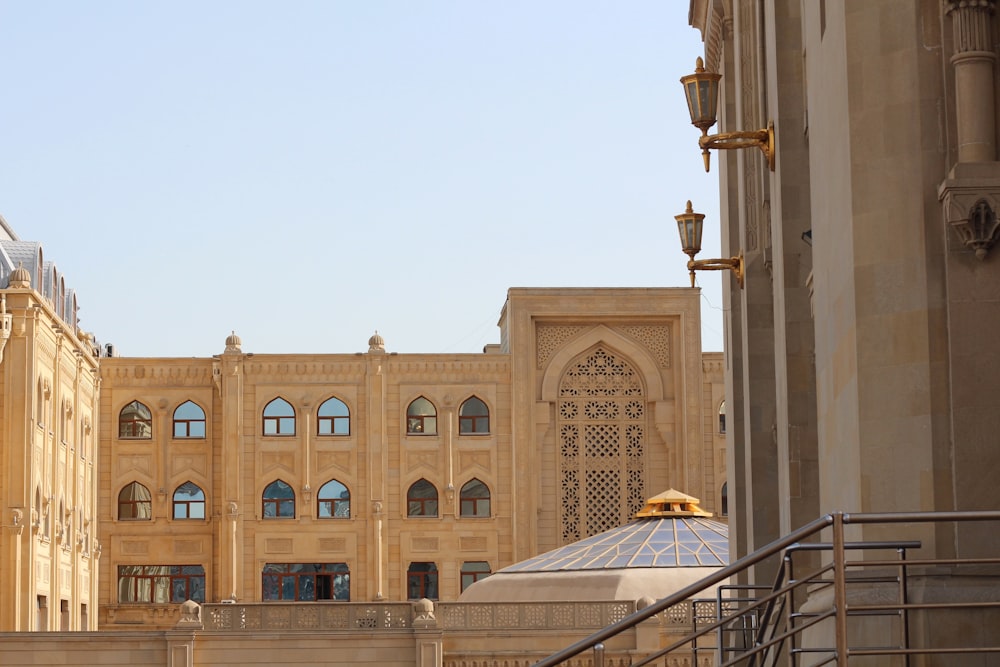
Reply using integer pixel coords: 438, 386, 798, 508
947, 0, 997, 163
216, 334, 245, 601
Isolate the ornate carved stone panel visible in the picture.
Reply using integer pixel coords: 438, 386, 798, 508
558, 347, 646, 544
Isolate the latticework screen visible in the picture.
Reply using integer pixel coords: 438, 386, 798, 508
558, 347, 646, 543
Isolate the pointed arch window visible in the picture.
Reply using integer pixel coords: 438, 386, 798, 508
118, 482, 152, 520
459, 479, 491, 518
459, 396, 490, 434
173, 401, 206, 438
721, 481, 728, 517
406, 397, 437, 435
119, 400, 152, 439
317, 479, 350, 518
407, 479, 438, 517
173, 482, 206, 519
263, 480, 295, 518
317, 397, 350, 435
262, 398, 295, 436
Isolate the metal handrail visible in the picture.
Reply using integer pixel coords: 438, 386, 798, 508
531, 510, 1000, 667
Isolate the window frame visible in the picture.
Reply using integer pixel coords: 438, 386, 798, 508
262, 563, 350, 602
118, 400, 153, 439
460, 561, 492, 592
172, 481, 206, 519
317, 479, 351, 518
406, 479, 439, 517
262, 480, 296, 518
317, 397, 350, 436
118, 481, 153, 520
117, 565, 205, 603
173, 401, 206, 439
406, 562, 439, 600
458, 396, 490, 434
459, 479, 491, 518
262, 397, 296, 436
406, 397, 437, 435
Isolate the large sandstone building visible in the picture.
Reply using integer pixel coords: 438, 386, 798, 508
0, 216, 727, 633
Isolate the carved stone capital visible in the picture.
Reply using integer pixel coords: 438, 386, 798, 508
946, 0, 997, 55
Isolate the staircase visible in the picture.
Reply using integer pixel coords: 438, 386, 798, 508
532, 510, 1000, 667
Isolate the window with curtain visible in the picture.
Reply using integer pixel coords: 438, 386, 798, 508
118, 482, 152, 520
118, 565, 205, 603
406, 397, 437, 435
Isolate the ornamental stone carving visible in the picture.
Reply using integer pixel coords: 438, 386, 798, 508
939, 178, 1000, 259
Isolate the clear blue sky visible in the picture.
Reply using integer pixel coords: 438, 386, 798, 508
0, 1, 724, 357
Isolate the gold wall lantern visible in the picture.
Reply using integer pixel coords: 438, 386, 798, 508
675, 201, 744, 288
680, 57, 775, 173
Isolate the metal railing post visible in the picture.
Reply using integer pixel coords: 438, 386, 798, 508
593, 642, 605, 667
832, 512, 848, 665
785, 551, 796, 667
898, 546, 911, 667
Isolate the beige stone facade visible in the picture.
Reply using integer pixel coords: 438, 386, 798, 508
0, 221, 101, 632
91, 287, 725, 629
689, 0, 1000, 658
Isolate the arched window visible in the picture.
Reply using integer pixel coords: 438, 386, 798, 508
317, 479, 350, 518
262, 480, 295, 518
406, 397, 437, 435
119, 401, 152, 439
718, 400, 726, 434
406, 562, 438, 600
173, 401, 206, 438
459, 479, 491, 518
721, 481, 728, 517
407, 479, 438, 517
459, 396, 490, 434
317, 397, 350, 435
173, 482, 206, 519
118, 482, 152, 520
460, 561, 492, 592
262, 398, 295, 436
